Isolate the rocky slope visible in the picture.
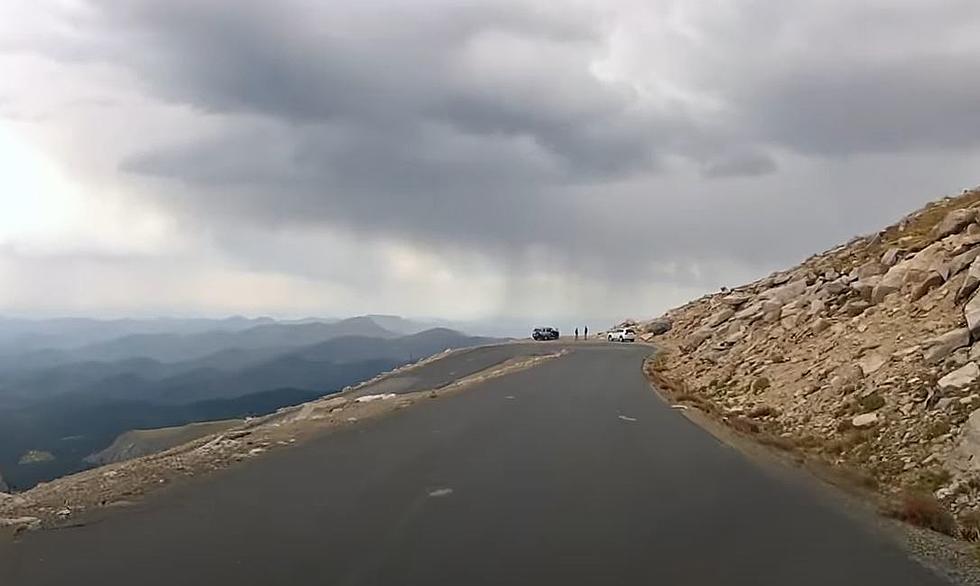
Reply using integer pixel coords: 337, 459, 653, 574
631, 187, 980, 537
84, 420, 244, 466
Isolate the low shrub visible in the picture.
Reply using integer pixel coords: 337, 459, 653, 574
887, 491, 957, 536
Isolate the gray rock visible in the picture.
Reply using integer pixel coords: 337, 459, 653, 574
642, 318, 672, 335
852, 413, 879, 428
823, 279, 848, 296
938, 362, 980, 390
967, 290, 980, 338
855, 261, 888, 280
808, 297, 826, 316
771, 272, 792, 285
911, 272, 945, 302
850, 277, 880, 301
733, 302, 763, 322
872, 262, 916, 304
948, 247, 980, 277
841, 299, 871, 317
951, 408, 980, 471
957, 256, 980, 302
881, 248, 903, 267
923, 328, 971, 365
949, 347, 971, 368
684, 327, 713, 351
705, 308, 735, 328
934, 208, 979, 239
761, 299, 784, 323
720, 294, 751, 307
906, 241, 951, 277
762, 278, 807, 304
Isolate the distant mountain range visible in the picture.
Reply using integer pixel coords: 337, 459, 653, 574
0, 315, 503, 490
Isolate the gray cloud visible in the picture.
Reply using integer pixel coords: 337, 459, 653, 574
3, 0, 980, 320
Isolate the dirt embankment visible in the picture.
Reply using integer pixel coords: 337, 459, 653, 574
0, 349, 561, 534
629, 187, 980, 541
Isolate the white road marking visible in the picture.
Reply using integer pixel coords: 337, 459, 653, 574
618, 415, 637, 422
428, 488, 454, 498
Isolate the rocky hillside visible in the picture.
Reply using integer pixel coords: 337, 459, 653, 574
84, 420, 244, 466
633, 187, 980, 536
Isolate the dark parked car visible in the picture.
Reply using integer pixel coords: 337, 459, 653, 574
532, 327, 560, 341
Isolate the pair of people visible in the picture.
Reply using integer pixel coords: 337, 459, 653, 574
574, 326, 588, 341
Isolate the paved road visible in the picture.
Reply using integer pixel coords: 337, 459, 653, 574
351, 342, 560, 397
0, 344, 953, 585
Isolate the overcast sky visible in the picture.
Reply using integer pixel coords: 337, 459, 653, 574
1, 0, 979, 326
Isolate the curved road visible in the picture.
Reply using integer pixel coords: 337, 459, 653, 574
0, 343, 953, 585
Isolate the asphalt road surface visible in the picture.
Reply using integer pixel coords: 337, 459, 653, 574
0, 343, 954, 585
350, 342, 560, 397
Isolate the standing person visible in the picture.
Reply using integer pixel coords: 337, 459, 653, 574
574, 327, 579, 341
584, 326, 588, 340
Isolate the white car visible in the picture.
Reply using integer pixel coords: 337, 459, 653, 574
607, 328, 636, 342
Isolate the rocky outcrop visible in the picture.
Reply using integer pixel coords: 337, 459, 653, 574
629, 188, 980, 528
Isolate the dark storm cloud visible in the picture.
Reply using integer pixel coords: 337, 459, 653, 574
24, 0, 980, 288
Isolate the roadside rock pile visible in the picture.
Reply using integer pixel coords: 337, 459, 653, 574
631, 188, 980, 531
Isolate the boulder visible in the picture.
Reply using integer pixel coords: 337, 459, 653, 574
823, 279, 848, 296
923, 328, 972, 364
872, 261, 919, 304
733, 302, 763, 322
948, 247, 980, 277
761, 299, 784, 323
720, 294, 751, 307
951, 408, 980, 472
705, 308, 735, 328
851, 413, 879, 428
911, 272, 945, 301
841, 299, 871, 317
855, 261, 887, 280
881, 247, 903, 267
771, 272, 792, 285
938, 362, 980, 390
684, 327, 713, 351
967, 291, 980, 337
850, 277, 880, 301
906, 241, 950, 276
808, 297, 826, 316
642, 318, 672, 335
934, 208, 978, 239
957, 256, 980, 302
761, 279, 807, 304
